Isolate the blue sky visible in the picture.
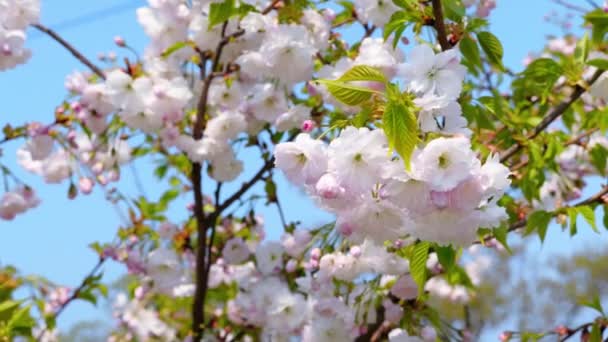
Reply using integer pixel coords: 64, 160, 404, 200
0, 0, 606, 335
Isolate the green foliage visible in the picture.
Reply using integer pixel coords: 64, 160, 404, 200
443, 0, 465, 21
512, 58, 563, 102
208, 0, 254, 28
409, 241, 430, 297
161, 41, 195, 59
338, 65, 387, 83
0, 300, 35, 339
590, 144, 607, 176
525, 210, 553, 243
580, 294, 606, 316
566, 205, 599, 234
314, 79, 379, 106
587, 58, 608, 70
383, 85, 419, 170
477, 31, 504, 71
584, 10, 608, 44
459, 36, 482, 73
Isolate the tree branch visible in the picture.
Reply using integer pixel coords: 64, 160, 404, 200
191, 22, 246, 341
500, 69, 604, 163
215, 156, 276, 214
32, 23, 106, 79
36, 258, 105, 339
431, 0, 451, 51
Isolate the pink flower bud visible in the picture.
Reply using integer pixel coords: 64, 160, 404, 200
114, 36, 126, 47
286, 259, 298, 272
97, 174, 108, 186
499, 331, 512, 342
108, 169, 120, 182
421, 326, 437, 341
338, 222, 353, 236
315, 173, 344, 199
349, 245, 361, 258
301, 119, 315, 133
310, 247, 321, 260
78, 177, 94, 195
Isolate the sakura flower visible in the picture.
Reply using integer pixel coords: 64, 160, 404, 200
354, 0, 400, 27
274, 133, 328, 186
222, 237, 251, 264
411, 136, 480, 191
255, 241, 284, 275
328, 127, 391, 194
388, 328, 424, 342
399, 44, 466, 99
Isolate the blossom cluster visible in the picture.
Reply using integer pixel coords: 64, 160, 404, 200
0, 0, 39, 70
276, 44, 511, 247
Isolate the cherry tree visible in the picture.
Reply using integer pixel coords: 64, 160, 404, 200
0, 0, 607, 340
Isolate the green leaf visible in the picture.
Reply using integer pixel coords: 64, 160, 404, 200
587, 58, 608, 70
577, 205, 598, 233
384, 12, 410, 48
574, 33, 590, 64
580, 294, 605, 316
7, 305, 34, 331
338, 65, 387, 83
525, 210, 553, 243
383, 96, 419, 170
161, 41, 194, 59
208, 0, 236, 28
409, 241, 430, 296
585, 10, 608, 44
315, 79, 379, 106
78, 290, 98, 306
0, 300, 20, 316
568, 207, 579, 236
492, 226, 512, 254
443, 0, 465, 21
604, 204, 608, 230
435, 245, 457, 271
477, 31, 504, 70
459, 36, 481, 69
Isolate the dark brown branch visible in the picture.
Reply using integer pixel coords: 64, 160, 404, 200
32, 23, 106, 79
191, 21, 246, 340
500, 69, 604, 163
431, 0, 451, 51
216, 157, 276, 214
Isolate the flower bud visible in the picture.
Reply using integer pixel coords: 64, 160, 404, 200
301, 119, 315, 133
114, 36, 126, 47
78, 177, 94, 195
286, 259, 298, 272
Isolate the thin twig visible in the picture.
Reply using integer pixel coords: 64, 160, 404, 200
552, 0, 590, 13
36, 258, 105, 339
500, 69, 605, 163
32, 23, 105, 79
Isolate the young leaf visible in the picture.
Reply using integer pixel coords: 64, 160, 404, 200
409, 241, 430, 296
338, 65, 387, 83
574, 32, 590, 64
314, 79, 379, 106
477, 31, 504, 70
208, 0, 236, 28
577, 205, 598, 233
525, 210, 553, 243
383, 97, 418, 170
587, 58, 608, 70
459, 36, 481, 69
